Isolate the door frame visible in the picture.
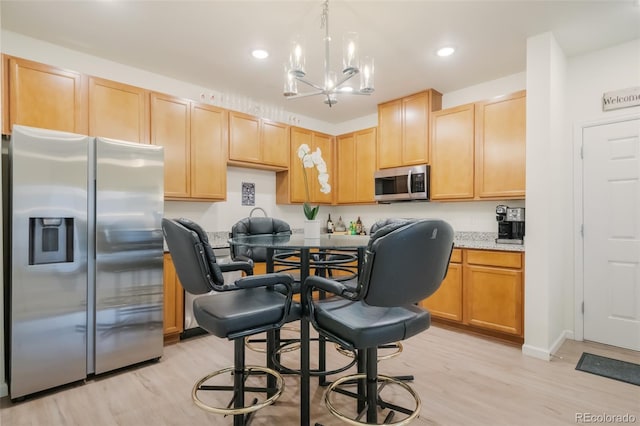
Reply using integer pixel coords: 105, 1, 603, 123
573, 112, 640, 342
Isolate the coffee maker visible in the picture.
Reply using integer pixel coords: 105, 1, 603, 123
495, 205, 525, 244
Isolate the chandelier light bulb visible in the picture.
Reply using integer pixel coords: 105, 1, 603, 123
360, 56, 374, 93
289, 37, 306, 77
283, 64, 298, 97
342, 32, 359, 74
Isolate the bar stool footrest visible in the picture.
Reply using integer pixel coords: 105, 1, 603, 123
192, 365, 284, 416
324, 373, 421, 426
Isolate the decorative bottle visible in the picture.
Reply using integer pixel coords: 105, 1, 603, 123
355, 216, 363, 235
327, 214, 334, 233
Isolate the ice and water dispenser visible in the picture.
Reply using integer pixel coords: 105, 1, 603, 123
28, 217, 74, 265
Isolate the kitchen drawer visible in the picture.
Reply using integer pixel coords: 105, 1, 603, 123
450, 248, 462, 263
465, 249, 522, 268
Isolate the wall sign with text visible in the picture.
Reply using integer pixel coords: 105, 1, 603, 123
602, 86, 640, 112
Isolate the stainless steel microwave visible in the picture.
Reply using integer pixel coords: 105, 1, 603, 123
374, 164, 430, 202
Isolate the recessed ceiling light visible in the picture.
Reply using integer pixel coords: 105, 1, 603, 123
436, 46, 455, 57
251, 49, 269, 59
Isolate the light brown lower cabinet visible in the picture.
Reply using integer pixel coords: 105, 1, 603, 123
420, 248, 524, 341
421, 249, 463, 321
163, 253, 184, 345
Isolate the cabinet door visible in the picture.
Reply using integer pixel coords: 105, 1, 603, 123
464, 264, 523, 336
151, 93, 190, 198
336, 133, 356, 203
354, 128, 377, 203
313, 132, 334, 204
430, 104, 475, 200
163, 254, 184, 343
289, 127, 313, 203
377, 99, 403, 169
262, 119, 289, 168
402, 92, 430, 166
229, 111, 260, 163
191, 103, 227, 200
475, 90, 526, 199
7, 56, 87, 134
89, 77, 149, 143
421, 262, 463, 322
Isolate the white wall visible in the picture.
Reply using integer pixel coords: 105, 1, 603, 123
567, 39, 640, 341
522, 32, 568, 360
523, 36, 640, 360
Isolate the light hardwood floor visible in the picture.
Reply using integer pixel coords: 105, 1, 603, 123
1, 325, 638, 425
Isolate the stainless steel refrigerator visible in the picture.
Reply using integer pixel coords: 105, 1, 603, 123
3, 125, 164, 399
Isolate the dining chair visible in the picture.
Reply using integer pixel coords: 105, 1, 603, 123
162, 217, 301, 426
305, 219, 454, 425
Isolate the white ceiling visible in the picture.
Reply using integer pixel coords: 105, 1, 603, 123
2, 1, 639, 124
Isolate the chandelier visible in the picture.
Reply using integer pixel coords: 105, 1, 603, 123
283, 0, 374, 107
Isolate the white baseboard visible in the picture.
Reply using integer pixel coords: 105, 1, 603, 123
522, 329, 574, 361
522, 344, 551, 360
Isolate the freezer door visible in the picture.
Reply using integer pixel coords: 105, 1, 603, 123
9, 125, 89, 399
94, 137, 164, 374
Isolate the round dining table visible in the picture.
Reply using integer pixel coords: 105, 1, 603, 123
227, 233, 370, 426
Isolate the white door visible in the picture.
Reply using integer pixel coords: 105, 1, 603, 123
583, 117, 640, 351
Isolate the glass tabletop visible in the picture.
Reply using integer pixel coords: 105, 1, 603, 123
228, 233, 370, 249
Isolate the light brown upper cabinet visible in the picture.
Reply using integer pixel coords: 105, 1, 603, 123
336, 127, 377, 204
429, 91, 527, 201
276, 127, 334, 205
151, 92, 227, 201
89, 77, 149, 143
475, 90, 526, 199
3, 55, 88, 135
430, 104, 475, 200
228, 111, 289, 170
377, 89, 442, 169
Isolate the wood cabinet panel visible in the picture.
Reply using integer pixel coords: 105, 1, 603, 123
464, 264, 523, 336
403, 92, 430, 165
312, 132, 334, 204
262, 119, 289, 168
336, 127, 377, 204
449, 248, 462, 263
430, 104, 475, 200
377, 99, 403, 169
377, 89, 441, 169
475, 90, 526, 199
228, 112, 289, 169
229, 111, 261, 163
466, 249, 522, 268
336, 133, 356, 203
421, 262, 463, 322
287, 126, 312, 203
278, 127, 333, 205
190, 103, 227, 200
88, 77, 149, 143
421, 248, 524, 340
7, 56, 87, 134
163, 253, 184, 344
150, 93, 190, 198
354, 128, 377, 203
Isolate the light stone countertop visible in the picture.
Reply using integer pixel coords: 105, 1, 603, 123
202, 230, 525, 252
